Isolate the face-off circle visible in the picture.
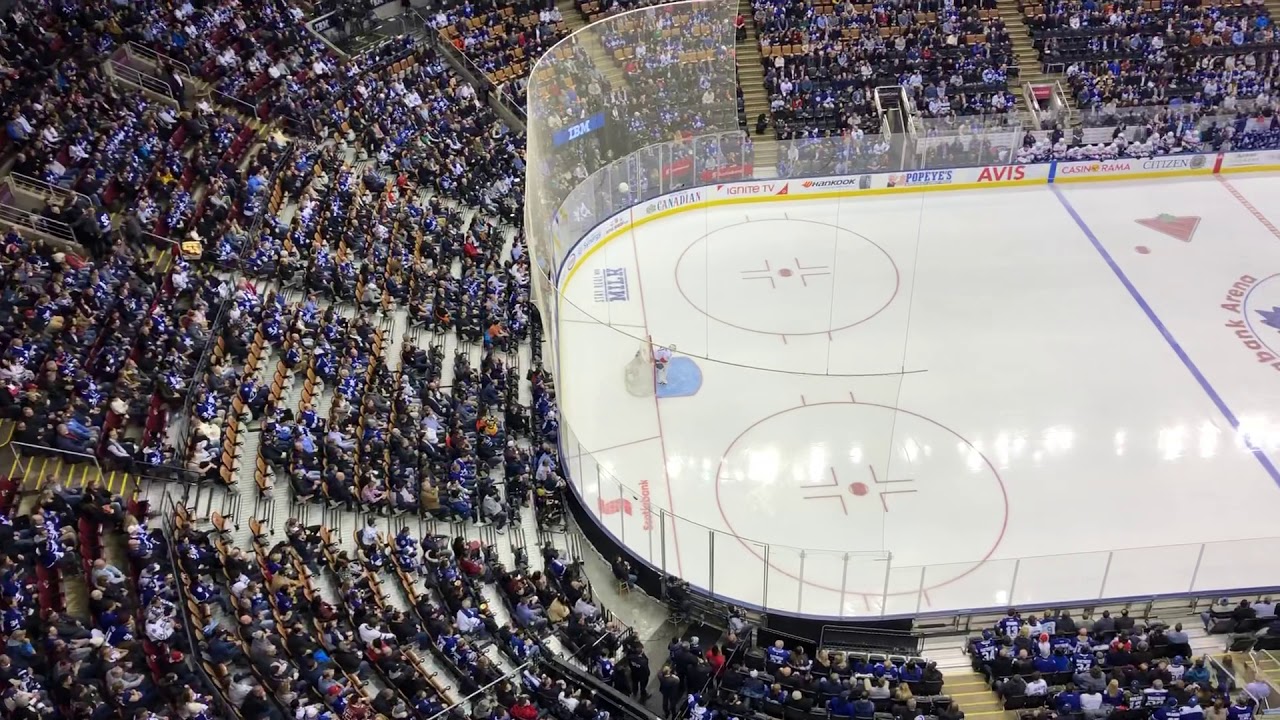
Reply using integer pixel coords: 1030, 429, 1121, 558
674, 219, 899, 336
714, 400, 1007, 596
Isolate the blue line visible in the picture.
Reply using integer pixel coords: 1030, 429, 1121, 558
1048, 161, 1057, 183
1051, 186, 1280, 489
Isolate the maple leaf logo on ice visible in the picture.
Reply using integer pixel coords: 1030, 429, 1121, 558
1257, 306, 1280, 332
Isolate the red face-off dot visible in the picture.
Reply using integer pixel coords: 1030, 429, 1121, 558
777, 268, 793, 277
1135, 246, 1150, 254
849, 482, 868, 496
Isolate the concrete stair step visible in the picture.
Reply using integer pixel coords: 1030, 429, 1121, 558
940, 669, 1007, 718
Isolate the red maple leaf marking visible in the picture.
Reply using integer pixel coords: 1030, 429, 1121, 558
1135, 214, 1200, 243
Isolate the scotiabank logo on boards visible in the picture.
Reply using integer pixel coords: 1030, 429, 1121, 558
1059, 160, 1132, 175
719, 182, 790, 197
977, 166, 1026, 182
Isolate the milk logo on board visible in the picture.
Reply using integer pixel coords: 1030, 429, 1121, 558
1223, 273, 1280, 373
592, 268, 629, 303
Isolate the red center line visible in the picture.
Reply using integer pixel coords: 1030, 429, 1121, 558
1218, 176, 1280, 241
628, 224, 683, 578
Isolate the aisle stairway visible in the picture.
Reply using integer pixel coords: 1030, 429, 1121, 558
1254, 649, 1280, 699
996, 0, 1074, 122
736, 0, 779, 173
559, 0, 586, 33
939, 669, 1009, 720
556, 0, 628, 94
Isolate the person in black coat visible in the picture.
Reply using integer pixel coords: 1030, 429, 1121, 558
627, 647, 651, 700
659, 666, 683, 719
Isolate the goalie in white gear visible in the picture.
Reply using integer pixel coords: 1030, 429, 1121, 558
653, 345, 674, 385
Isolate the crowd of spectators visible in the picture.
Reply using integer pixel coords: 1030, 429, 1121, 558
1019, 0, 1280, 117
969, 607, 1276, 718
433, 0, 569, 85
12, 0, 1280, 715
634, 628, 953, 720
0, 471, 223, 720
751, 0, 1018, 138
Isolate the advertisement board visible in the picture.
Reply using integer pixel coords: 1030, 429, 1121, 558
1054, 154, 1214, 181
638, 188, 706, 219
552, 113, 606, 147
558, 210, 630, 282
796, 176, 872, 191
1219, 150, 1280, 172
553, 149, 1279, 291
714, 181, 790, 199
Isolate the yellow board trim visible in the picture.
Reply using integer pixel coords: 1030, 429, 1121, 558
1219, 163, 1280, 174
559, 178, 1044, 291
555, 162, 1275, 311
1052, 168, 1214, 183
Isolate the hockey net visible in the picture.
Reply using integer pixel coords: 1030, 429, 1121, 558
623, 339, 655, 397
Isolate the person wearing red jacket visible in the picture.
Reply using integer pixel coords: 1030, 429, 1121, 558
510, 696, 538, 720
706, 645, 726, 677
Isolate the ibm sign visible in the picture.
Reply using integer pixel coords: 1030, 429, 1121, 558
553, 113, 606, 147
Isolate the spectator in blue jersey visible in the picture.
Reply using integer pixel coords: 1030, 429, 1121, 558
997, 608, 1022, 637
853, 692, 876, 719
1181, 697, 1206, 720
828, 691, 855, 716
1226, 696, 1256, 720
1032, 649, 1057, 674
971, 630, 997, 666
1055, 683, 1082, 713
765, 639, 789, 672
1142, 679, 1170, 707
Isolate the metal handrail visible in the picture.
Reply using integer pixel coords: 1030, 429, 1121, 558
1055, 78, 1076, 127
213, 88, 259, 121
11, 442, 103, 486
138, 228, 178, 247
8, 172, 92, 206
127, 41, 192, 78
0, 203, 78, 246
108, 58, 177, 102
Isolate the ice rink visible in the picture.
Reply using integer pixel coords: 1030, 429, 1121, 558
554, 172, 1280, 618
